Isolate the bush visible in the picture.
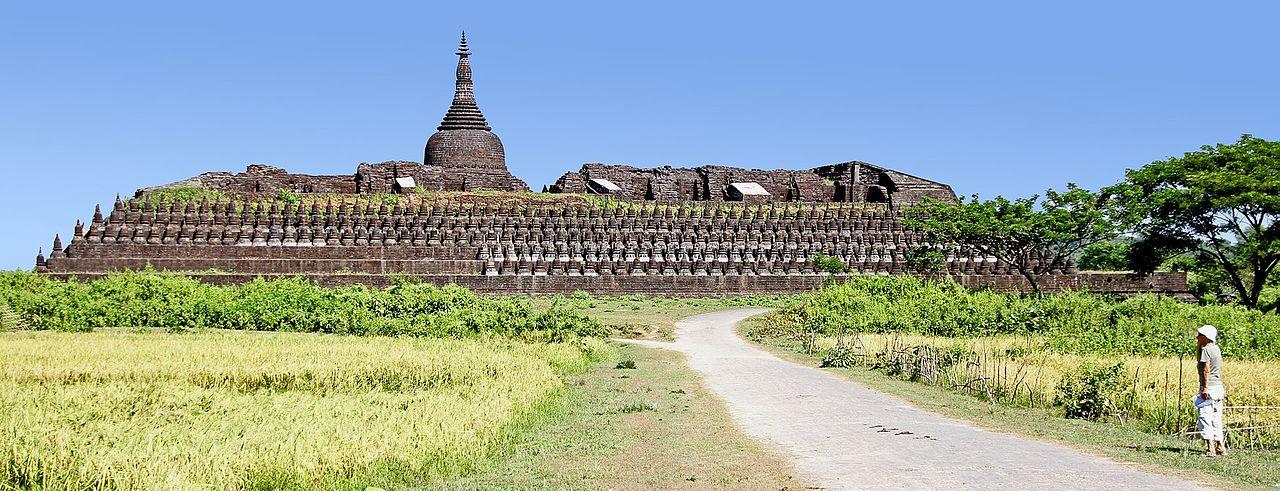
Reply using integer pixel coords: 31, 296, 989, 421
768, 276, 1280, 359
273, 188, 302, 205
819, 344, 859, 368
1055, 361, 1129, 421
905, 246, 947, 273
0, 271, 604, 341
810, 254, 847, 274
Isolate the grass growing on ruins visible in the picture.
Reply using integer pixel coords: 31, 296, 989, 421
743, 276, 1280, 487
0, 330, 610, 490
129, 185, 896, 219
130, 186, 231, 207
131, 187, 600, 210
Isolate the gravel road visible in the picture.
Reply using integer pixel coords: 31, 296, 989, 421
623, 308, 1203, 490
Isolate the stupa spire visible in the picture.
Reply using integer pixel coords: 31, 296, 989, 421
457, 30, 470, 56
438, 31, 491, 131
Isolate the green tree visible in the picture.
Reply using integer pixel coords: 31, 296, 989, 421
1108, 135, 1280, 311
905, 184, 1122, 294
1077, 240, 1131, 271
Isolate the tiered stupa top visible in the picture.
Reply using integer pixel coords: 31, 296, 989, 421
436, 32, 491, 131
424, 32, 506, 173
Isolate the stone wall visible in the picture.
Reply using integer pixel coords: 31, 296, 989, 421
354, 162, 433, 194
549, 161, 955, 205
136, 164, 360, 196
138, 161, 528, 198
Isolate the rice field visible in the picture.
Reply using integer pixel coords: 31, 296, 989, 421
0, 330, 608, 490
811, 332, 1280, 448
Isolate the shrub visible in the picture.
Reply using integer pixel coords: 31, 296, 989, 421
1055, 361, 1129, 421
905, 246, 947, 273
273, 188, 302, 205
819, 344, 859, 368
811, 254, 847, 274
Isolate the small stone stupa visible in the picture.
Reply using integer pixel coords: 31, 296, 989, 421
424, 32, 528, 192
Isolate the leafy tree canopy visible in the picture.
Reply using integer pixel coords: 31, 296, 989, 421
1078, 240, 1131, 272
1107, 134, 1280, 311
905, 183, 1122, 294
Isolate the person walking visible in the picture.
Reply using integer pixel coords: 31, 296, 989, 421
1195, 324, 1226, 456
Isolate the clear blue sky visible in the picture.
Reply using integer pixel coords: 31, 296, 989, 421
2, 1, 1277, 270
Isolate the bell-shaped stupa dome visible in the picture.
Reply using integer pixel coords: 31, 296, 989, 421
425, 32, 514, 181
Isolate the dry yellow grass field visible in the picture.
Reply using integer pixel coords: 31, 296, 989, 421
815, 333, 1280, 446
0, 330, 607, 490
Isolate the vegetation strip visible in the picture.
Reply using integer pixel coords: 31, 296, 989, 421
0, 270, 604, 340
744, 276, 1280, 487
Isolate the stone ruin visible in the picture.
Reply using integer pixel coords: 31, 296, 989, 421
34, 34, 1189, 297
548, 162, 955, 205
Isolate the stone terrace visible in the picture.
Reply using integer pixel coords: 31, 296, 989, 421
39, 194, 1189, 297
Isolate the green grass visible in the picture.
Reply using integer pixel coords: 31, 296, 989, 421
130, 187, 230, 207
443, 342, 807, 490
741, 318, 1280, 490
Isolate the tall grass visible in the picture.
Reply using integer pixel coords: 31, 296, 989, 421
778, 331, 1280, 449
0, 331, 610, 490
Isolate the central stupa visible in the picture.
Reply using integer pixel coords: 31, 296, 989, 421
424, 32, 528, 191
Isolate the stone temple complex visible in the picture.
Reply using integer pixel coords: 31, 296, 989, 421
35, 34, 1188, 296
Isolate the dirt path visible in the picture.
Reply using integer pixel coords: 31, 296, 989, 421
623, 308, 1202, 490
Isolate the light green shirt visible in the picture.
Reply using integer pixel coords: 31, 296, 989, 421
1199, 343, 1223, 389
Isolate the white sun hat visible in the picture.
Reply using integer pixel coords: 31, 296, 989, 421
1197, 324, 1218, 341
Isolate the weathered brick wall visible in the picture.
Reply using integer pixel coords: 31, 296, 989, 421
550, 161, 954, 205
136, 164, 360, 196
40, 193, 1189, 298
355, 162, 432, 194
139, 161, 529, 197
